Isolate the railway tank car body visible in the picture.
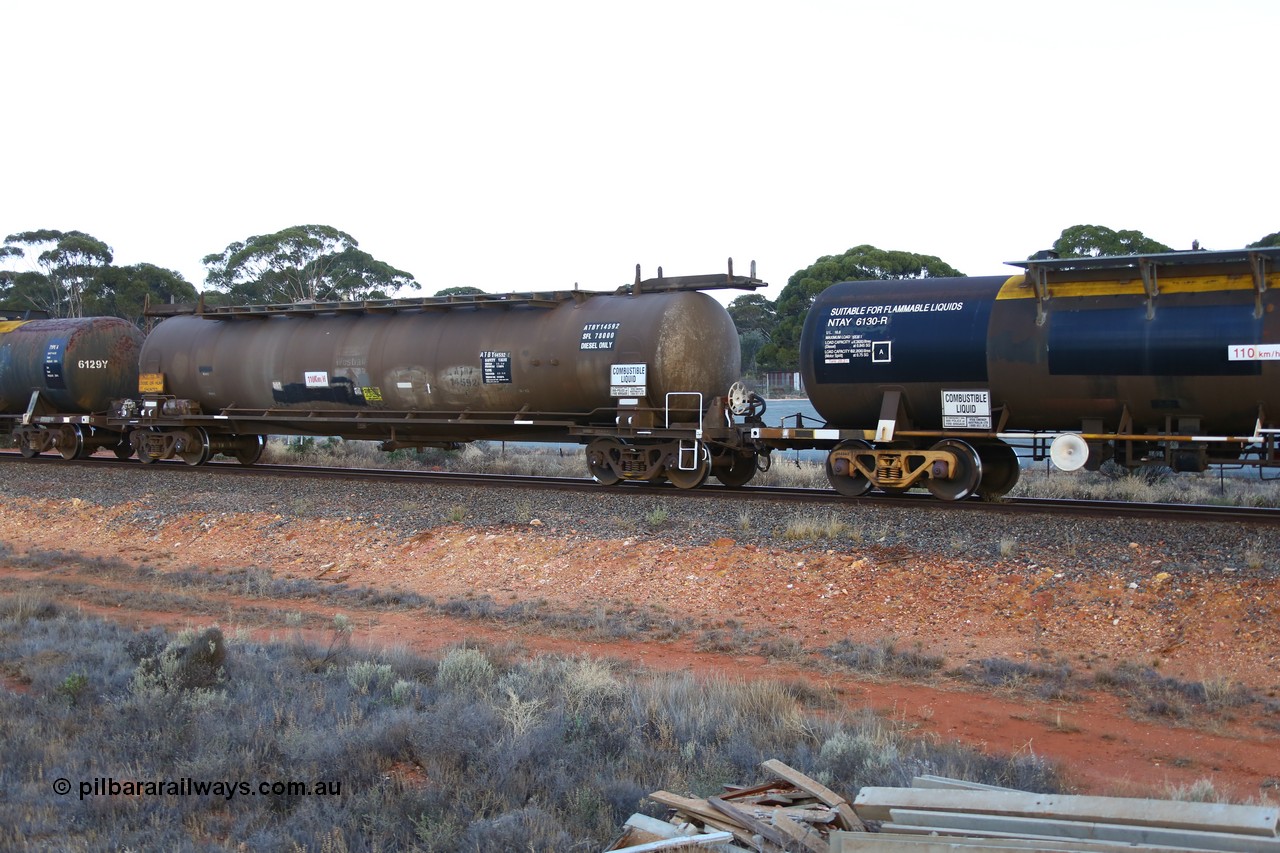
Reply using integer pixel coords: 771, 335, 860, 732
106, 267, 763, 481
0, 316, 144, 415
139, 288, 740, 428
796, 248, 1280, 497
803, 274, 1280, 435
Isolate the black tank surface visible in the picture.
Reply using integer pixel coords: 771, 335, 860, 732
140, 289, 741, 419
0, 317, 144, 414
801, 249, 1280, 436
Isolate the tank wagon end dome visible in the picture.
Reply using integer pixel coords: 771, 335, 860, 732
0, 316, 144, 415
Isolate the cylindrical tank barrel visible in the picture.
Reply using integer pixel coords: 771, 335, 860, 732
801, 274, 1280, 435
0, 317, 144, 414
140, 290, 741, 417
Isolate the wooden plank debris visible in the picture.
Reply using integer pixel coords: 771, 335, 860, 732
909, 776, 1022, 792
884, 808, 1280, 852
829, 831, 1210, 852
612, 769, 1279, 853
709, 796, 811, 852
772, 812, 832, 853
761, 758, 867, 832
605, 812, 744, 852
647, 790, 761, 848
852, 787, 1279, 838
621, 760, 862, 853
624, 813, 688, 838
606, 830, 736, 852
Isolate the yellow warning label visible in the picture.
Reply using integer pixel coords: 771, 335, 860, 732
361, 386, 383, 402
138, 373, 165, 394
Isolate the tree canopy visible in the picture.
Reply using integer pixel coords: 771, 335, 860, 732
1049, 224, 1172, 258
434, 286, 485, 297
754, 245, 962, 371
727, 293, 776, 341
727, 293, 777, 373
3, 220, 1273, 357
87, 263, 198, 328
202, 225, 419, 304
2, 230, 114, 317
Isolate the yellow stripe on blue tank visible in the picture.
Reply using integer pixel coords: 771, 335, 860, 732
994, 272, 1277, 300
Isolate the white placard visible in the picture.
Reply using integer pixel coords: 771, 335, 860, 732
610, 363, 647, 397
1228, 344, 1280, 361
942, 389, 991, 429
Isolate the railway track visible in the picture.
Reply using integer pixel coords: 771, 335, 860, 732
4, 451, 1279, 526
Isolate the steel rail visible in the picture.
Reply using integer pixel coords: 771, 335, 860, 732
4, 451, 1279, 526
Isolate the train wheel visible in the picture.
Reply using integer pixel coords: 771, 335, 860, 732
666, 459, 709, 490
589, 458, 622, 485
112, 441, 133, 460
585, 439, 622, 485
58, 425, 86, 461
233, 435, 266, 466
178, 428, 211, 466
976, 441, 1020, 499
714, 451, 757, 488
925, 439, 982, 501
825, 439, 873, 497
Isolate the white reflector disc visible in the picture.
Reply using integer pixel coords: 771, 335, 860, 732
1049, 433, 1089, 472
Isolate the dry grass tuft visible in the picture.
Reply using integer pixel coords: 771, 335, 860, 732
781, 512, 851, 541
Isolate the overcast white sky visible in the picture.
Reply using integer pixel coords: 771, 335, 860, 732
2, 1, 1275, 304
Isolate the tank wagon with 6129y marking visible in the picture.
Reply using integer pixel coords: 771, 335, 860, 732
2, 313, 145, 459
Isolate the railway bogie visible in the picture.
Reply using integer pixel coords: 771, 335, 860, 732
127, 425, 266, 467
12, 421, 122, 460
585, 435, 724, 490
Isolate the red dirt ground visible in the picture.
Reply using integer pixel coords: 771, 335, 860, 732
2, 496, 1278, 801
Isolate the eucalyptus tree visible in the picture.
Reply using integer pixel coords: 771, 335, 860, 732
87, 263, 197, 328
728, 293, 777, 374
2, 230, 113, 317
202, 224, 419, 304
756, 245, 961, 371
1049, 224, 1172, 258
727, 293, 776, 341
